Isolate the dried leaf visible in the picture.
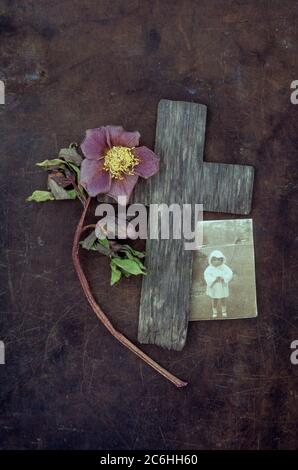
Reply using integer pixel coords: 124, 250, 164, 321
80, 230, 97, 250
47, 178, 77, 200
48, 171, 72, 188
36, 159, 64, 169
80, 231, 111, 256
26, 190, 55, 202
59, 147, 82, 166
66, 162, 81, 180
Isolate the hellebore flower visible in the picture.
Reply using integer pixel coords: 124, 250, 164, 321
80, 126, 159, 202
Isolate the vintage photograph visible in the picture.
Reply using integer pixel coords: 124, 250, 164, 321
190, 219, 257, 321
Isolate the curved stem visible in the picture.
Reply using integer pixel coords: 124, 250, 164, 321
81, 223, 96, 234
72, 197, 188, 388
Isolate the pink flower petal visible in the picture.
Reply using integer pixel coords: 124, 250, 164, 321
107, 174, 139, 203
81, 128, 108, 160
132, 146, 160, 178
80, 159, 111, 196
105, 126, 124, 148
106, 125, 140, 148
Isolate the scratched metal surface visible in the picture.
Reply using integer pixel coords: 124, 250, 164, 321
0, 0, 297, 450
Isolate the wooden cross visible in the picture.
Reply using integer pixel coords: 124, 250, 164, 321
132, 99, 254, 351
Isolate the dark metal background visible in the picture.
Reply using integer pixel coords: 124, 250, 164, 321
0, 0, 297, 450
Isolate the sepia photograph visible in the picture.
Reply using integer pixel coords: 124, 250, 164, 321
190, 219, 257, 321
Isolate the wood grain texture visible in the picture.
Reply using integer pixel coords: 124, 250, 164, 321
200, 162, 254, 214
137, 99, 207, 350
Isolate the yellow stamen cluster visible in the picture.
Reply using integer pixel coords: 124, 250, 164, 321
103, 146, 139, 180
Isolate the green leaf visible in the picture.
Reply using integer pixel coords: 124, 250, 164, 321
47, 178, 77, 200
110, 263, 122, 286
64, 162, 86, 198
80, 231, 111, 256
121, 244, 145, 258
59, 147, 82, 166
112, 257, 146, 276
125, 252, 146, 271
66, 189, 77, 199
98, 237, 109, 248
80, 231, 97, 250
36, 159, 65, 169
48, 171, 71, 189
66, 162, 81, 179
26, 190, 55, 202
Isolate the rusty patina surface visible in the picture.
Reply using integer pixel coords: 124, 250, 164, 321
0, 0, 297, 449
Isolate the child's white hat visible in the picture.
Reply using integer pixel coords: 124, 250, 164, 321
208, 250, 226, 265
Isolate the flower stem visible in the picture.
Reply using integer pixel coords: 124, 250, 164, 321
81, 223, 96, 234
72, 197, 188, 388
68, 175, 86, 206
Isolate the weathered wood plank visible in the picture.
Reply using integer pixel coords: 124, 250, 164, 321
137, 100, 207, 350
201, 162, 254, 215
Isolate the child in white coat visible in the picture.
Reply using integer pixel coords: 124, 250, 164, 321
204, 250, 233, 318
